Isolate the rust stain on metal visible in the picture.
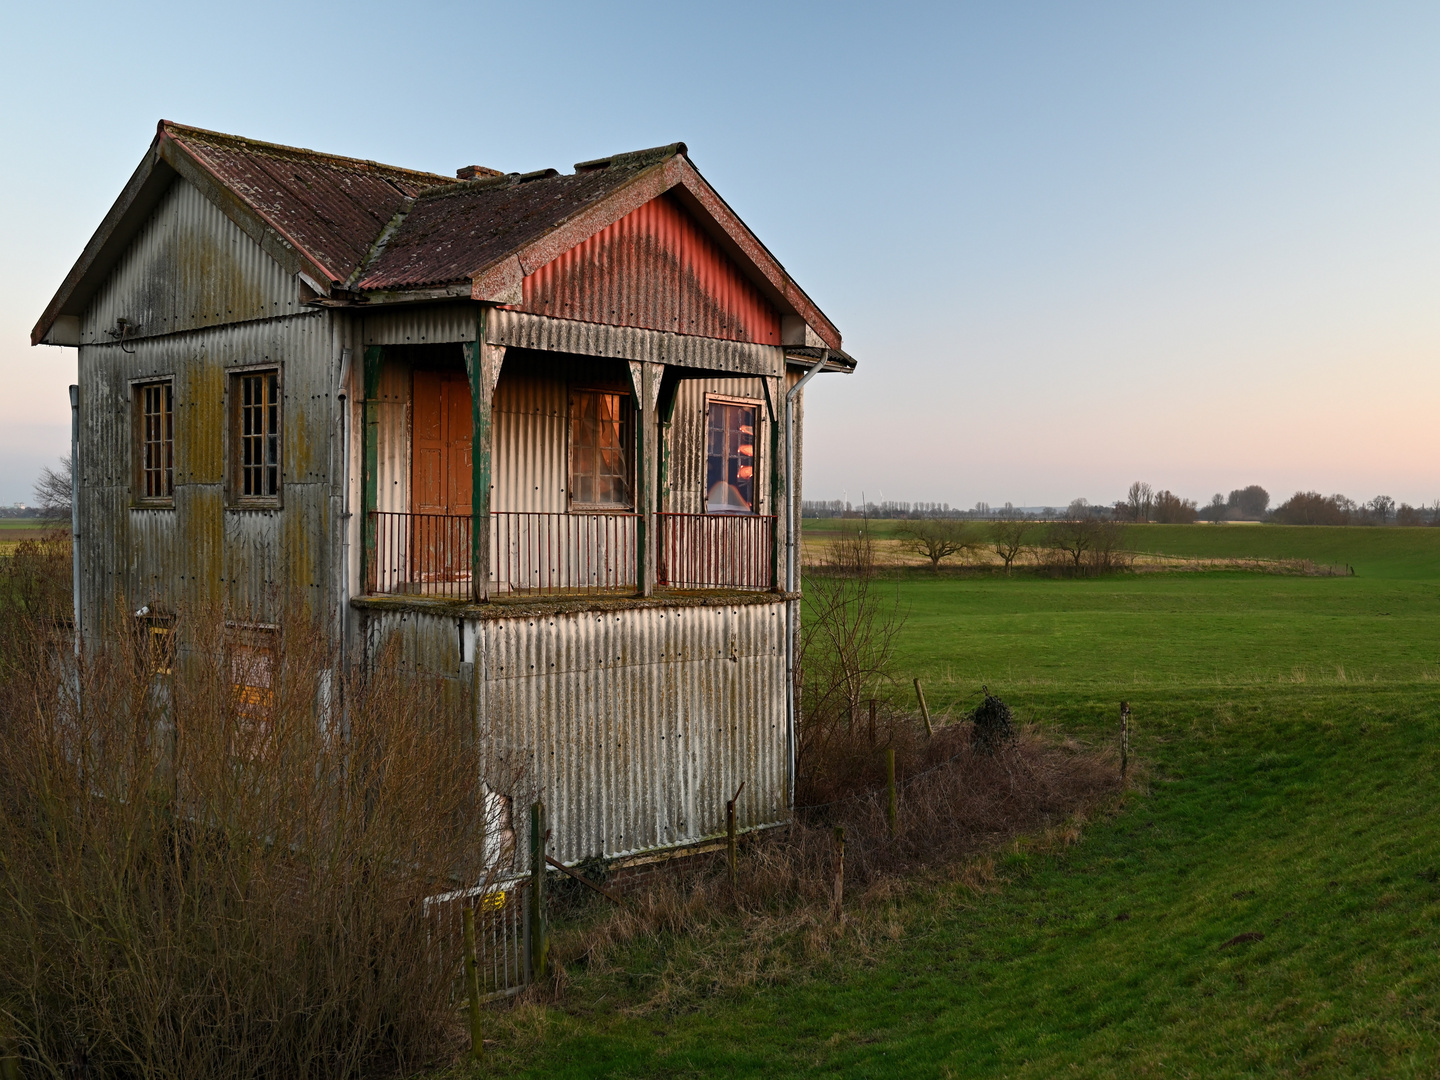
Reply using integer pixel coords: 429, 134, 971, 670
520, 193, 781, 345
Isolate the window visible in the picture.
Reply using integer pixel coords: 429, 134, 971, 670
706, 399, 759, 513
569, 389, 632, 508
134, 380, 174, 503
232, 370, 281, 503
228, 625, 278, 756
134, 607, 175, 675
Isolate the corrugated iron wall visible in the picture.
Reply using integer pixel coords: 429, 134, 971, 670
362, 304, 479, 347
363, 600, 789, 869
521, 193, 782, 346
372, 353, 412, 515
76, 310, 337, 631
82, 177, 301, 345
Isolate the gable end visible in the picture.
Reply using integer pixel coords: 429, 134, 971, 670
519, 193, 781, 346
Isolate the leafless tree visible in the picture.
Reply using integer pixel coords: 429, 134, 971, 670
900, 519, 977, 569
1047, 518, 1095, 569
1125, 482, 1154, 523
988, 518, 1034, 573
33, 455, 72, 523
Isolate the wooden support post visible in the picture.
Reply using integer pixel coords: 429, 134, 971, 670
885, 747, 897, 839
1120, 701, 1131, 780
462, 906, 484, 1060
832, 825, 845, 921
360, 345, 383, 594
914, 678, 933, 737
465, 311, 503, 603
528, 801, 548, 981
763, 374, 784, 592
631, 361, 662, 597
868, 699, 877, 748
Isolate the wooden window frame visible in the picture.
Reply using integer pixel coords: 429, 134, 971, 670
226, 364, 283, 509
227, 622, 280, 758
131, 377, 175, 507
134, 608, 176, 675
703, 393, 763, 516
566, 386, 635, 512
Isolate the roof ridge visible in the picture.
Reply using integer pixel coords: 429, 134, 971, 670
159, 120, 459, 187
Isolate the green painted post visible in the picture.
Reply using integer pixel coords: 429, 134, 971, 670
361, 345, 383, 593
462, 906, 484, 1059
885, 747, 897, 839
528, 801, 549, 980
465, 310, 495, 602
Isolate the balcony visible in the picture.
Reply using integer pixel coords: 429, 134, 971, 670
366, 511, 776, 601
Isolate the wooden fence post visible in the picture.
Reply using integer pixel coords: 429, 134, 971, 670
726, 799, 737, 886
833, 825, 845, 921
868, 699, 877, 747
885, 747, 897, 838
462, 906, 484, 1060
1120, 701, 1131, 780
726, 781, 745, 887
914, 679, 933, 737
529, 801, 549, 980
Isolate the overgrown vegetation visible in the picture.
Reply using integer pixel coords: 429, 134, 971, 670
0, 546, 508, 1079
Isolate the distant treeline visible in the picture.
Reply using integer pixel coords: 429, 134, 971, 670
804, 484, 1440, 526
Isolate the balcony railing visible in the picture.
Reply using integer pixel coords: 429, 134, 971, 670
657, 513, 774, 591
367, 511, 774, 599
492, 511, 637, 595
370, 511, 473, 600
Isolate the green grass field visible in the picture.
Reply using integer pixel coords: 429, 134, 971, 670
471, 525, 1440, 1078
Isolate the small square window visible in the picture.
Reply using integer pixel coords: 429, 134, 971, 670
231, 369, 281, 505
134, 380, 174, 504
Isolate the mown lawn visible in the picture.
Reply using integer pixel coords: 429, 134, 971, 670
465, 526, 1440, 1078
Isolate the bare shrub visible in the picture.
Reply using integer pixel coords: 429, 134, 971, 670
0, 596, 513, 1079
798, 568, 904, 788
819, 520, 878, 576
549, 722, 1121, 1012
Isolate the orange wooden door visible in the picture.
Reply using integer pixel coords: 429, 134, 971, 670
411, 371, 473, 583
412, 370, 473, 515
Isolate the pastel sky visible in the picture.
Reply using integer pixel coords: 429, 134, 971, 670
2, 1, 1437, 509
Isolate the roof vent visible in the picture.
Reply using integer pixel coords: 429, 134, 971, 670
456, 165, 503, 180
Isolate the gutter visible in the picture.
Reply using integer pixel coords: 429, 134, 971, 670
782, 349, 830, 815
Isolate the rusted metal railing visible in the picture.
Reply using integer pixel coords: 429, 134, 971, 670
657, 513, 775, 590
492, 511, 637, 595
370, 511, 473, 600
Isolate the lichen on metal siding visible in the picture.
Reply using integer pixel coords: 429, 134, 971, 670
81, 177, 300, 345
75, 311, 337, 632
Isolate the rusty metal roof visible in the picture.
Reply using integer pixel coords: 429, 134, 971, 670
356, 145, 684, 291
163, 122, 463, 286
34, 124, 844, 353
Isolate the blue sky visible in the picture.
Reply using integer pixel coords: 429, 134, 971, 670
3, 1, 1437, 508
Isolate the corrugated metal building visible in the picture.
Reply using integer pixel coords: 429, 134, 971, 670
34, 120, 855, 884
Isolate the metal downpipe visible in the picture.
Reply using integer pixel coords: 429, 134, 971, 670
782, 351, 829, 814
